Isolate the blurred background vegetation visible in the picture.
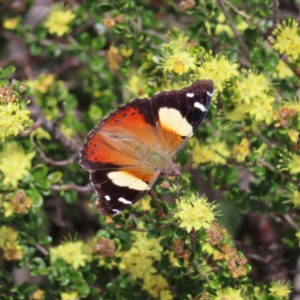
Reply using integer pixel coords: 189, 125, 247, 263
0, 0, 300, 299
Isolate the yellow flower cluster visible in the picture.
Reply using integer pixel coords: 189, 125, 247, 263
0, 142, 35, 187
269, 19, 300, 61
191, 138, 231, 165
173, 195, 217, 233
197, 52, 239, 94
27, 74, 55, 94
278, 152, 300, 175
2, 189, 32, 217
3, 17, 19, 30
233, 138, 250, 162
0, 100, 32, 141
119, 229, 172, 299
269, 280, 292, 298
214, 287, 244, 300
50, 240, 92, 270
160, 31, 197, 75
231, 71, 274, 125
61, 291, 79, 300
0, 226, 24, 261
44, 3, 75, 37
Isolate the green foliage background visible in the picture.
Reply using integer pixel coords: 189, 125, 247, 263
0, 0, 300, 299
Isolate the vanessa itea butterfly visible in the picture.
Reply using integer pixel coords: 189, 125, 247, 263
79, 80, 214, 215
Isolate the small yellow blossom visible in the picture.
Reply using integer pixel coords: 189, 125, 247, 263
214, 287, 244, 300
275, 60, 294, 79
0, 100, 32, 141
32, 74, 55, 94
119, 225, 163, 281
163, 51, 197, 75
31, 289, 44, 300
3, 189, 32, 217
44, 4, 75, 37
106, 45, 123, 71
0, 225, 18, 248
279, 152, 300, 174
296, 232, 300, 245
284, 187, 300, 207
0, 142, 35, 187
191, 138, 231, 165
270, 19, 300, 61
269, 280, 292, 298
50, 240, 90, 269
173, 195, 217, 233
3, 242, 24, 261
142, 273, 172, 299
61, 291, 79, 300
127, 74, 149, 98
288, 129, 299, 143
3, 18, 19, 30
197, 53, 239, 94
233, 138, 250, 162
234, 71, 270, 105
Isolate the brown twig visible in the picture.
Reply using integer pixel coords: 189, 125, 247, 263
28, 98, 82, 153
149, 188, 164, 217
51, 183, 93, 193
31, 135, 79, 166
216, 0, 250, 58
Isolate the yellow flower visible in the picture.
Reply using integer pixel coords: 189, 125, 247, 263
279, 152, 300, 174
197, 53, 239, 94
3, 18, 19, 30
50, 240, 89, 269
269, 280, 292, 298
44, 3, 75, 37
173, 195, 217, 233
142, 273, 171, 299
3, 189, 32, 217
191, 138, 231, 165
0, 142, 35, 187
119, 225, 163, 280
33, 74, 55, 94
3, 242, 24, 261
214, 287, 244, 300
61, 291, 79, 300
127, 74, 149, 98
233, 138, 250, 162
31, 289, 44, 300
0, 225, 18, 248
270, 19, 300, 61
284, 187, 300, 207
275, 60, 294, 79
234, 71, 270, 105
0, 100, 32, 141
288, 129, 299, 143
106, 45, 123, 71
296, 232, 300, 245
163, 51, 197, 75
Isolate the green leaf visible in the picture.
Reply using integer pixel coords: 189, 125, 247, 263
0, 65, 16, 78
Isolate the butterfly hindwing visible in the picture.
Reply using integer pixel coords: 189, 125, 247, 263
90, 168, 159, 215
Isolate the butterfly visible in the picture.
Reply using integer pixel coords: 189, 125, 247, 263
79, 80, 214, 216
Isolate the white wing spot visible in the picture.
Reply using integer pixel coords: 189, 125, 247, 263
158, 107, 193, 137
107, 171, 148, 191
194, 102, 207, 112
187, 92, 194, 98
207, 90, 214, 97
112, 209, 120, 214
118, 197, 133, 205
105, 195, 111, 201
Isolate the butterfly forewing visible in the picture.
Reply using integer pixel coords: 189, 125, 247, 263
151, 80, 214, 156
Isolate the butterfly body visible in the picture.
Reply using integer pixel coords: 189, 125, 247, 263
80, 80, 214, 215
